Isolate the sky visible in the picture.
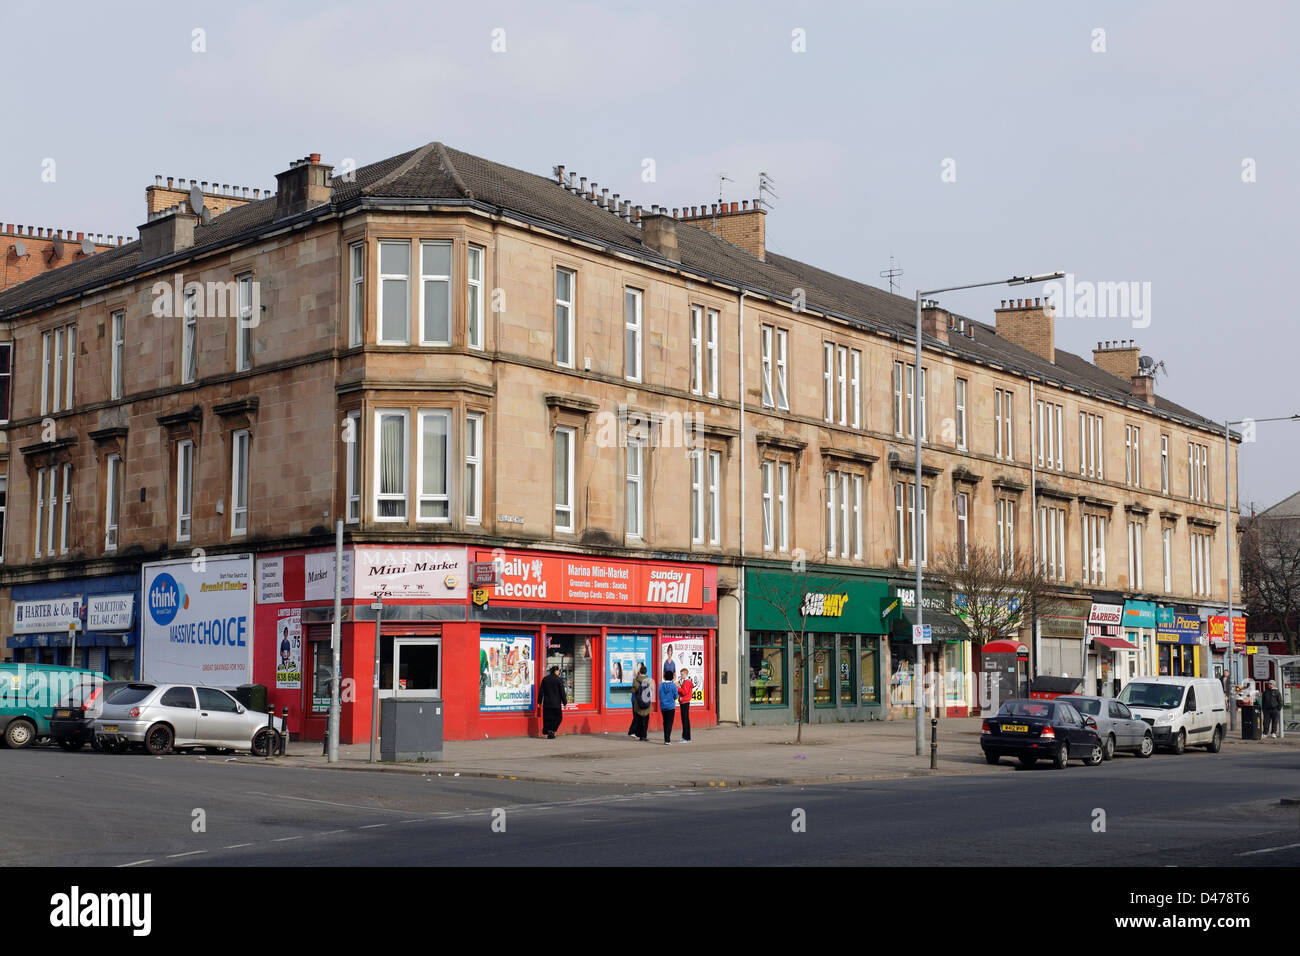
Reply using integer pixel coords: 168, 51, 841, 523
3, 0, 1296, 510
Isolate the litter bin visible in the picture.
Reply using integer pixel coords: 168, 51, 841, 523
1241, 704, 1262, 740
379, 697, 443, 761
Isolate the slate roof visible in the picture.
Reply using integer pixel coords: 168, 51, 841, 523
0, 140, 1218, 431
1258, 490, 1300, 520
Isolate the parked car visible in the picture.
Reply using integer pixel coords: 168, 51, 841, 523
95, 683, 286, 756
981, 698, 1105, 769
49, 679, 131, 751
1057, 695, 1155, 759
0, 663, 103, 749
1117, 676, 1227, 754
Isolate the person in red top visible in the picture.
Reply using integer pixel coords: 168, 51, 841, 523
677, 668, 695, 742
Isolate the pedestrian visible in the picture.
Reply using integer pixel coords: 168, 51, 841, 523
1262, 680, 1284, 738
677, 668, 694, 743
658, 667, 678, 744
628, 664, 652, 741
539, 665, 566, 739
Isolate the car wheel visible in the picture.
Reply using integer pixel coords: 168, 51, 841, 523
1103, 734, 1116, 760
984, 751, 1000, 765
1017, 755, 1036, 768
144, 724, 174, 755
1137, 732, 1154, 758
251, 729, 274, 757
1053, 743, 1070, 769
1206, 726, 1223, 753
89, 736, 103, 753
1171, 729, 1186, 755
57, 738, 84, 752
1084, 741, 1104, 766
4, 719, 36, 749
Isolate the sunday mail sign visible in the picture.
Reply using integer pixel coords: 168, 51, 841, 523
141, 555, 253, 684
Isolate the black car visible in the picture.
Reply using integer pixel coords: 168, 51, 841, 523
981, 698, 1104, 769
49, 680, 130, 752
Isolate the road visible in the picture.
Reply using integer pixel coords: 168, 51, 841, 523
3, 744, 1297, 866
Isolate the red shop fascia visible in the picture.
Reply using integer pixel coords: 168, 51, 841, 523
459, 548, 718, 740
253, 545, 718, 743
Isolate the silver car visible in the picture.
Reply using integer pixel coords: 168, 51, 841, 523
94, 683, 285, 756
1057, 695, 1154, 759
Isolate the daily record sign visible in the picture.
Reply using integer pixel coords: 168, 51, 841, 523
142, 555, 253, 684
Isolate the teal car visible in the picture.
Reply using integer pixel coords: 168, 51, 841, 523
0, 664, 103, 748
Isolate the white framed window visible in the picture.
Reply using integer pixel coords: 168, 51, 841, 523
416, 409, 451, 522
997, 497, 1015, 572
823, 343, 834, 423
1190, 531, 1213, 596
895, 361, 925, 439
707, 449, 721, 546
693, 307, 706, 397
850, 350, 861, 429
777, 462, 790, 552
624, 287, 642, 382
0, 475, 6, 564
826, 472, 837, 556
705, 308, 719, 398
894, 480, 927, 567
774, 328, 788, 410
105, 457, 121, 551
236, 273, 254, 372
0, 342, 9, 425
957, 492, 970, 567
231, 430, 250, 536
626, 439, 643, 538
1128, 520, 1144, 589
760, 324, 774, 408
378, 241, 411, 345
1038, 505, 1066, 581
762, 461, 775, 550
1081, 513, 1106, 585
419, 241, 452, 346
1161, 434, 1169, 494
1162, 527, 1173, 592
182, 291, 197, 384
1125, 425, 1141, 487
177, 440, 194, 542
349, 242, 364, 347
345, 411, 361, 524
467, 244, 484, 350
53, 327, 64, 412
59, 462, 71, 554
995, 389, 1013, 460
554, 425, 575, 533
34, 468, 44, 559
110, 311, 125, 400
893, 361, 904, 436
465, 412, 483, 524
1080, 412, 1104, 479
1037, 401, 1062, 470
692, 450, 705, 544
374, 411, 408, 521
61, 325, 76, 411
45, 464, 57, 556
836, 345, 848, 427
555, 267, 575, 368
955, 378, 967, 450
689, 449, 722, 546
40, 330, 51, 416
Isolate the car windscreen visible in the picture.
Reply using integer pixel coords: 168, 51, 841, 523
105, 684, 155, 706
1118, 682, 1183, 709
1062, 697, 1100, 716
60, 681, 104, 707
996, 701, 1053, 719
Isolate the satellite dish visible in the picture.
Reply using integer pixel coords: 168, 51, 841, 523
200, 205, 212, 226
81, 237, 95, 255
51, 234, 65, 258
188, 184, 204, 212
12, 240, 25, 258
1138, 355, 1154, 370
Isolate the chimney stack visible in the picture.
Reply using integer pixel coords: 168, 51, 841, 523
641, 212, 679, 261
1093, 340, 1141, 381
993, 298, 1055, 363
138, 206, 199, 261
274, 152, 333, 220
920, 301, 951, 345
676, 199, 766, 260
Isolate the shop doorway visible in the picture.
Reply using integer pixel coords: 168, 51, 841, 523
302, 628, 333, 741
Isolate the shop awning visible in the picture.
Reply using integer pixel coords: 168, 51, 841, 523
891, 607, 969, 641
1094, 636, 1137, 652
982, 639, 1029, 654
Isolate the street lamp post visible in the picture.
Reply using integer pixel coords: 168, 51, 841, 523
1222, 414, 1299, 732
369, 595, 385, 763
912, 272, 1064, 755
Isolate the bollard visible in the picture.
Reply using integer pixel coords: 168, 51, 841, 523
322, 727, 329, 756
280, 707, 289, 755
929, 717, 938, 770
265, 708, 274, 759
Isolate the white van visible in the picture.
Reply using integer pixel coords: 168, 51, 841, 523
1117, 676, 1227, 754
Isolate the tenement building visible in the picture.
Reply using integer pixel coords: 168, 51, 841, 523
0, 143, 1241, 739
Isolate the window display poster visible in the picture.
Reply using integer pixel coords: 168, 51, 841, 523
481, 632, 535, 712
661, 632, 706, 706
605, 633, 652, 708
275, 607, 302, 689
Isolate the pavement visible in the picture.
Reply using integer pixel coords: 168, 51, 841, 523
235, 717, 1300, 787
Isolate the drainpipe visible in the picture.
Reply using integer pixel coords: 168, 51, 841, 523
1030, 381, 1039, 691
737, 289, 749, 727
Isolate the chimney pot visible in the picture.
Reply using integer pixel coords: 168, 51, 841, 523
309, 152, 321, 164
742, 200, 749, 210
167, 177, 174, 187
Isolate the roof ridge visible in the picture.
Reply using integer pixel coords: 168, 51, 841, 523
363, 141, 439, 197
434, 143, 474, 200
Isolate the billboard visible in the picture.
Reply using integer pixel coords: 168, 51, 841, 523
141, 555, 254, 685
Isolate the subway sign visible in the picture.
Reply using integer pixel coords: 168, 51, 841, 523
801, 592, 849, 617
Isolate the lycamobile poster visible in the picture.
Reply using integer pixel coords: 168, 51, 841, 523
480, 633, 534, 712
142, 555, 254, 685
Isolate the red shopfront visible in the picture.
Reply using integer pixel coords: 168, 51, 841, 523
441, 549, 719, 740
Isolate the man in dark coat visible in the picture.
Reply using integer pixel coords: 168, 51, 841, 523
1262, 680, 1284, 738
539, 665, 567, 739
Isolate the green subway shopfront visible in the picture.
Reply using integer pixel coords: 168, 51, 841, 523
743, 569, 892, 725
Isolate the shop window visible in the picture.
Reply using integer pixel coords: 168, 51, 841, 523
838, 636, 856, 706
859, 641, 878, 705
943, 642, 965, 705
481, 632, 535, 712
890, 650, 917, 707
749, 633, 786, 707
379, 635, 442, 697
812, 635, 834, 706
605, 633, 652, 708
546, 634, 594, 707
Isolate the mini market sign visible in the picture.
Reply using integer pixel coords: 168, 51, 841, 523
745, 570, 890, 634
